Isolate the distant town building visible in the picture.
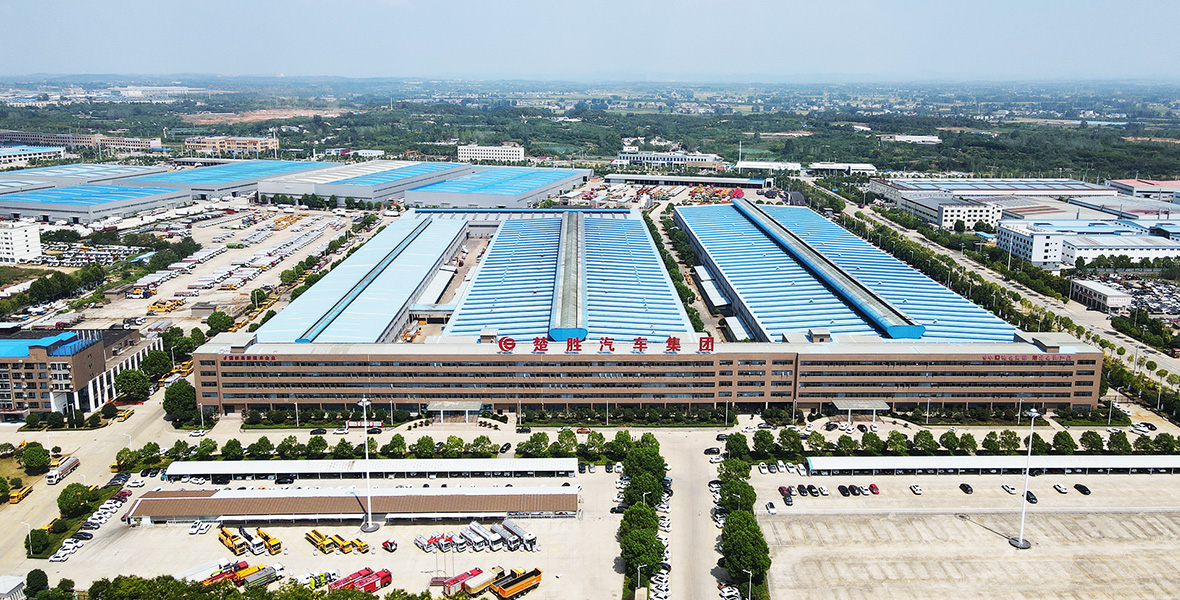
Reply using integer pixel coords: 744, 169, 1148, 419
734, 160, 802, 172
322, 148, 385, 158
457, 143, 526, 163
614, 150, 721, 167
878, 134, 942, 144
1106, 178, 1180, 200
0, 130, 161, 151
0, 145, 64, 165
0, 221, 40, 264
808, 162, 878, 176
184, 136, 278, 155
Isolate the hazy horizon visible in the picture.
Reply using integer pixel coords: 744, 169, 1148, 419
2, 0, 1178, 83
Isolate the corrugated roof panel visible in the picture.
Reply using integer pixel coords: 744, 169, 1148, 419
0, 184, 181, 206
330, 162, 465, 186
125, 160, 328, 184
411, 168, 582, 196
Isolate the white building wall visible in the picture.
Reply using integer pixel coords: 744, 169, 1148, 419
1062, 242, 1180, 266
457, 145, 525, 162
0, 222, 40, 263
997, 222, 1064, 266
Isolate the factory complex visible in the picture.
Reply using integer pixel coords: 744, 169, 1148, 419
194, 199, 1102, 418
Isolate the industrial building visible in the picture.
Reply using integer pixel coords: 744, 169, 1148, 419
117, 160, 333, 199
895, 195, 1004, 229
868, 178, 1112, 203
457, 144, 526, 163
403, 167, 590, 209
1066, 196, 1180, 221
0, 163, 167, 186
162, 458, 578, 481
0, 130, 162, 151
0, 221, 40, 264
195, 203, 1102, 417
806, 162, 878, 176
614, 150, 721, 167
1070, 279, 1132, 313
1063, 235, 1180, 266
0, 328, 162, 419
996, 219, 1180, 267
603, 173, 772, 189
734, 160, 802, 172
257, 160, 471, 204
877, 134, 942, 144
0, 145, 64, 166
0, 179, 53, 197
0, 184, 190, 224
1106, 178, 1180, 200
183, 136, 278, 155
805, 454, 1180, 476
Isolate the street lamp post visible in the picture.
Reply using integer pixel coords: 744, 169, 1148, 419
21, 522, 31, 556
742, 569, 753, 600
1010, 408, 1039, 550
358, 398, 379, 533
636, 563, 649, 590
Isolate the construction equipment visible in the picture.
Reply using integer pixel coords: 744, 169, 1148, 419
256, 528, 282, 555
350, 538, 370, 554
305, 529, 336, 553
490, 568, 542, 599
329, 534, 352, 553
219, 527, 248, 556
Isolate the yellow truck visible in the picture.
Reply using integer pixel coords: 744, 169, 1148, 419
8, 486, 31, 504
219, 527, 248, 556
256, 528, 282, 555
350, 539, 370, 554
305, 529, 336, 553
329, 534, 352, 553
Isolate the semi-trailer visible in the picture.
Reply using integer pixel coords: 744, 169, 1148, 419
443, 568, 483, 597
463, 567, 505, 596
490, 568, 542, 600
502, 520, 537, 552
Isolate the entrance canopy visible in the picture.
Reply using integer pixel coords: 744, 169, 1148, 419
426, 401, 484, 413
831, 399, 890, 411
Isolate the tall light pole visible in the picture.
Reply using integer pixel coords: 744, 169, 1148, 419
358, 398, 379, 533
20, 522, 30, 557
1010, 408, 1039, 550
636, 563, 649, 590
742, 568, 753, 600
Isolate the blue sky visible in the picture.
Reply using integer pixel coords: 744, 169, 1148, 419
1, 0, 1176, 82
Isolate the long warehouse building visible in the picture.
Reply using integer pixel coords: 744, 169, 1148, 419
195, 203, 1102, 417
257, 160, 472, 204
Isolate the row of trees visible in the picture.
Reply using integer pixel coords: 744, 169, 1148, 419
242, 407, 415, 428
715, 441, 771, 599
616, 432, 668, 594
520, 406, 732, 428
25, 404, 112, 430
0, 263, 105, 319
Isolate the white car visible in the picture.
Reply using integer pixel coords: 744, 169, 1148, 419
127, 479, 145, 488
49, 553, 68, 562
786, 463, 797, 474
741, 426, 756, 433
198, 521, 213, 534
1002, 484, 1017, 494
188, 429, 206, 437
1107, 427, 1123, 434
180, 475, 191, 483
766, 501, 778, 515
333, 427, 349, 435
869, 423, 878, 432
776, 460, 787, 471
1053, 484, 1068, 494
188, 521, 201, 535
709, 456, 723, 464
758, 463, 768, 474
818, 485, 830, 496
910, 484, 923, 495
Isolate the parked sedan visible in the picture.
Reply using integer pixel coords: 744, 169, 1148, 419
1074, 484, 1092, 495
1053, 484, 1068, 494
704, 447, 721, 455
1026, 490, 1038, 504
837, 485, 850, 497
310, 428, 328, 435
959, 483, 973, 494
797, 484, 809, 497
499, 443, 512, 454
910, 484, 923, 495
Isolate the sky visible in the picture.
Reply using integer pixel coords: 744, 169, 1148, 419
2, 0, 1178, 83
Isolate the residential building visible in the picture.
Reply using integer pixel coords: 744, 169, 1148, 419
0, 130, 161, 151
457, 144, 526, 163
878, 134, 942, 144
0, 221, 40, 264
184, 136, 278, 155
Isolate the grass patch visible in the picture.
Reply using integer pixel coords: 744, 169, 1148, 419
0, 266, 52, 287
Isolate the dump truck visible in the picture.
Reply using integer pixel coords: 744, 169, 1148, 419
350, 538, 370, 554
305, 529, 336, 553
491, 568, 542, 599
231, 564, 265, 584
238, 527, 266, 555
463, 567, 505, 596
219, 527, 247, 556
256, 528, 282, 555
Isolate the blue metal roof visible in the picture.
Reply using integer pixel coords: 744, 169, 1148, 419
443, 216, 692, 342
0, 332, 76, 358
0, 163, 157, 178
582, 217, 693, 342
676, 204, 1015, 342
328, 162, 464, 186
124, 160, 327, 184
443, 218, 562, 340
0, 145, 63, 156
0, 184, 180, 206
411, 168, 582, 196
889, 178, 1107, 193
255, 217, 465, 344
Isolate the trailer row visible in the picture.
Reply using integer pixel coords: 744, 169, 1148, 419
438, 567, 542, 599
414, 519, 537, 554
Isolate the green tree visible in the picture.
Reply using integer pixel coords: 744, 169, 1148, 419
623, 471, 663, 507
138, 442, 161, 464
939, 431, 960, 454
1052, 431, 1077, 454
1108, 431, 1133, 455
718, 458, 751, 482
1080, 430, 1105, 453
442, 435, 465, 458
410, 435, 436, 459
1026, 432, 1050, 455
167, 439, 189, 460
468, 435, 495, 458
0, 476, 9, 501
859, 432, 884, 455
720, 510, 772, 581
552, 429, 577, 458
515, 432, 549, 458
623, 447, 666, 482
636, 432, 660, 452
44, 412, 65, 429
1133, 435, 1155, 454
247, 436, 274, 459
886, 431, 909, 455
101, 403, 118, 419
982, 431, 1001, 454
998, 430, 1021, 454
620, 503, 659, 534
190, 328, 206, 347
206, 311, 235, 335
26, 569, 48, 593
1155, 432, 1176, 454
275, 436, 300, 460
912, 430, 938, 455
221, 438, 244, 460
25, 530, 49, 555
384, 434, 406, 458
726, 433, 750, 459
56, 482, 91, 518
718, 479, 757, 513
114, 369, 150, 404
958, 432, 978, 455
752, 430, 776, 457
835, 434, 858, 455
620, 527, 665, 585
195, 438, 217, 460
332, 439, 355, 459
139, 350, 173, 382
806, 431, 827, 453
583, 430, 606, 460
778, 429, 805, 458
115, 447, 136, 471
605, 430, 633, 461
162, 379, 197, 422
306, 435, 327, 458
56, 579, 74, 593
22, 442, 50, 474
25, 413, 40, 429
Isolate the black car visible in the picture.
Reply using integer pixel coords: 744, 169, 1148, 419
499, 443, 511, 454
610, 506, 626, 514
579, 463, 587, 474
709, 479, 723, 487
715, 433, 729, 441
784, 495, 793, 506
857, 424, 868, 433
79, 523, 99, 530
276, 476, 294, 485
959, 483, 974, 494
71, 532, 94, 540
310, 428, 327, 435
139, 468, 150, 477
1026, 490, 1038, 504
516, 426, 532, 434
212, 475, 231, 485
757, 422, 773, 429
797, 484, 809, 496
434, 441, 444, 450
824, 422, 839, 431
367, 427, 382, 434
1074, 484, 1092, 495
807, 484, 819, 496
704, 447, 721, 455
837, 485, 850, 497
850, 485, 862, 496
606, 463, 614, 473
148, 468, 161, 477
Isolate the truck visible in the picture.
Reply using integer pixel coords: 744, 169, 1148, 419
305, 529, 336, 553
461, 527, 486, 552
201, 561, 249, 586
443, 568, 483, 597
350, 538, 370, 554
46, 456, 80, 485
490, 568, 542, 599
256, 528, 282, 555
231, 564, 265, 584
502, 519, 537, 552
328, 568, 374, 591
353, 569, 392, 593
238, 527, 266, 555
414, 534, 434, 553
329, 534, 353, 553
463, 567, 505, 596
492, 524, 520, 551
241, 564, 285, 590
471, 521, 504, 551
219, 527, 248, 556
